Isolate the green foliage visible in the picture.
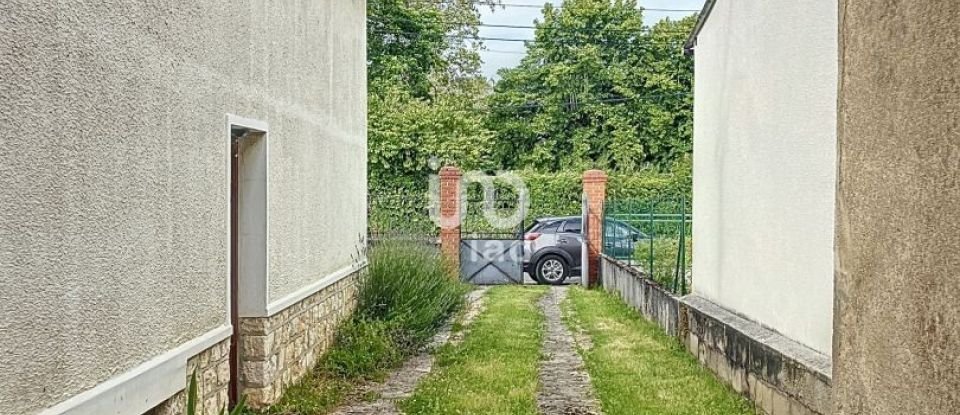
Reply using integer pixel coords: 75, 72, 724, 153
367, 0, 494, 97
519, 167, 691, 220
324, 242, 466, 376
368, 165, 691, 234
605, 187, 693, 293
486, 0, 695, 172
564, 288, 756, 414
367, 0, 447, 98
368, 0, 498, 193
262, 242, 466, 414
368, 83, 496, 194
633, 237, 693, 290
520, 166, 691, 219
399, 287, 546, 414
368, 0, 696, 191
355, 242, 468, 349
322, 319, 402, 379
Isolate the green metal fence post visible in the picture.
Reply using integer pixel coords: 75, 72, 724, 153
676, 194, 687, 294
647, 198, 654, 280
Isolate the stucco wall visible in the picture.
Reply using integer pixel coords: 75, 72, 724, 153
691, 0, 838, 354
834, 1, 960, 413
0, 1, 366, 414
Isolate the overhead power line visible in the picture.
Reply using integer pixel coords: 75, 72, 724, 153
490, 3, 697, 11
476, 23, 690, 32
489, 91, 692, 111
372, 29, 689, 46
369, 16, 696, 36
369, 24, 691, 43
430, 0, 699, 12
473, 36, 532, 43
482, 48, 530, 55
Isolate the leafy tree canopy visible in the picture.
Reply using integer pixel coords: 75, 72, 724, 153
367, 0, 696, 194
367, 0, 498, 193
486, 0, 695, 172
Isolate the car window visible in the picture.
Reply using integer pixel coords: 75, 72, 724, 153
525, 221, 541, 233
539, 221, 561, 234
605, 222, 631, 238
561, 219, 582, 234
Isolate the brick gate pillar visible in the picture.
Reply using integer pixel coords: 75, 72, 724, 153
583, 170, 607, 287
438, 166, 462, 273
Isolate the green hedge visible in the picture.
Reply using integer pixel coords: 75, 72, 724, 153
370, 166, 692, 231
518, 168, 691, 219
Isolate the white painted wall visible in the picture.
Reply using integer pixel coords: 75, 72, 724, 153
691, 0, 838, 354
0, 1, 366, 414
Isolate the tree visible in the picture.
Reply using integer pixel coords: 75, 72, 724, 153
486, 0, 695, 172
367, 0, 498, 193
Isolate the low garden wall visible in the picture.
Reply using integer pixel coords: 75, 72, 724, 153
600, 255, 681, 337
599, 255, 832, 415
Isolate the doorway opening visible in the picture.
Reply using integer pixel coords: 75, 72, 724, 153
229, 120, 267, 407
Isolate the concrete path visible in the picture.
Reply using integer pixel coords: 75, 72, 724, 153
330, 287, 489, 415
537, 286, 602, 415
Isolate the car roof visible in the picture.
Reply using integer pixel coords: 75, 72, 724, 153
533, 216, 579, 223
533, 216, 639, 229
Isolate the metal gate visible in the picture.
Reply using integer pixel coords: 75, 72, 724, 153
460, 238, 524, 285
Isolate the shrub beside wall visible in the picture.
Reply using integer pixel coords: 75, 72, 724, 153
262, 242, 466, 414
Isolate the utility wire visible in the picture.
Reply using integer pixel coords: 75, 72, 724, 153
429, 0, 699, 12
370, 28, 685, 46
464, 36, 684, 44
373, 31, 689, 47
482, 48, 531, 55
467, 35, 685, 44
370, 16, 695, 36
488, 91, 691, 111
476, 23, 690, 32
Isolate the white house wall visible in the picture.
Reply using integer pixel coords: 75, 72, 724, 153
0, 1, 366, 413
691, 0, 838, 354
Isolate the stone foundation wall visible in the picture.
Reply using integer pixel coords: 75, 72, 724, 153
145, 339, 232, 415
599, 255, 681, 336
684, 296, 832, 415
600, 257, 832, 415
239, 273, 360, 407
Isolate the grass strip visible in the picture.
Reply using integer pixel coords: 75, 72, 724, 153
399, 286, 546, 415
564, 287, 755, 415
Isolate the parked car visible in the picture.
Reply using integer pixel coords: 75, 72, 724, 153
522, 216, 647, 285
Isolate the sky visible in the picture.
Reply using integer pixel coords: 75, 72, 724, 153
477, 0, 705, 79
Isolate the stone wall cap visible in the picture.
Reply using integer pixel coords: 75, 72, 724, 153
439, 166, 462, 177
582, 170, 608, 182
601, 255, 679, 300
682, 294, 833, 380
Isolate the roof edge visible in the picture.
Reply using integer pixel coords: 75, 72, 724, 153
683, 0, 717, 56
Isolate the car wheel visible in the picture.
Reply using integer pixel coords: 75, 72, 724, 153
536, 255, 569, 285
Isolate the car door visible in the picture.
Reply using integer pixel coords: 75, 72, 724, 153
558, 219, 583, 270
